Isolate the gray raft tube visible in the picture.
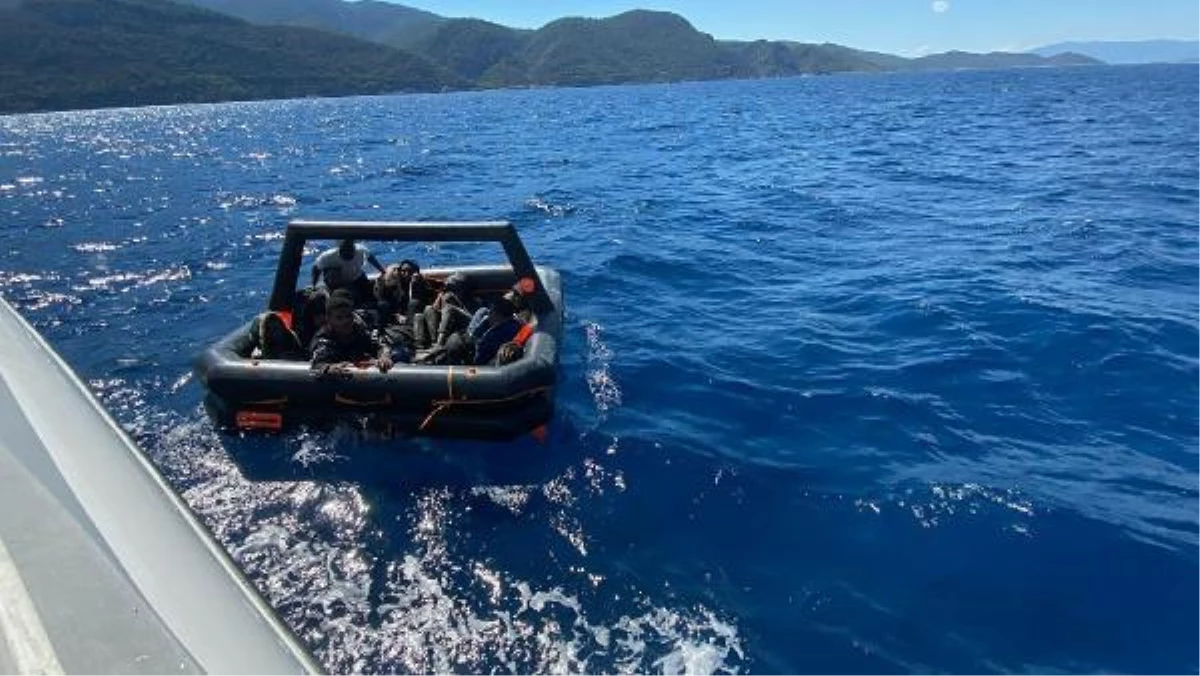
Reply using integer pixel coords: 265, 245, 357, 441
193, 221, 564, 440
0, 296, 322, 674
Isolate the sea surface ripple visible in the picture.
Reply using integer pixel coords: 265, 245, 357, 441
1, 64, 1196, 674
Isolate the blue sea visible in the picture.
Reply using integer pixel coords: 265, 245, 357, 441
1, 64, 1197, 674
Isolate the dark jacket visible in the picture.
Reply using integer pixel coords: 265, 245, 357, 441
310, 318, 384, 367
473, 317, 524, 366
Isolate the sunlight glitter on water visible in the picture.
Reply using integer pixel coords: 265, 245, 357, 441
585, 320, 622, 415
111, 403, 746, 674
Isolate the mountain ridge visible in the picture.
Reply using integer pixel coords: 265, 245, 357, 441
2, 0, 1114, 114
178, 0, 1105, 83
0, 0, 461, 114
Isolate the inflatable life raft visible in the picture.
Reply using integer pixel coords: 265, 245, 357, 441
194, 220, 563, 441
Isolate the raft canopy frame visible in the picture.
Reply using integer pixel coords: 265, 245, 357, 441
269, 219, 555, 316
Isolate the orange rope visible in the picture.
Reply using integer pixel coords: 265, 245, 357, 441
417, 385, 553, 431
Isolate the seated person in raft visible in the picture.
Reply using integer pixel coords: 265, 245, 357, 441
311, 238, 385, 305
413, 272, 479, 351
469, 294, 526, 365
464, 282, 532, 333
309, 290, 405, 374
373, 259, 432, 328
247, 311, 305, 360
292, 287, 328, 352
437, 294, 526, 366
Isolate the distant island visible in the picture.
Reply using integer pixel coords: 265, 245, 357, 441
3, 0, 1186, 115
1031, 40, 1198, 65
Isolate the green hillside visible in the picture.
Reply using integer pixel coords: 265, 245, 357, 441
183, 0, 445, 48
723, 40, 889, 76
481, 11, 741, 87
444, 10, 1099, 86
0, 0, 1107, 115
407, 18, 530, 82
0, 0, 460, 113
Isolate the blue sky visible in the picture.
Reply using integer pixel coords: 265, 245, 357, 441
396, 1, 1200, 56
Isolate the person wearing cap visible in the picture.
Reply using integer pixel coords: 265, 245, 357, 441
463, 279, 531, 336
309, 290, 401, 373
311, 238, 385, 305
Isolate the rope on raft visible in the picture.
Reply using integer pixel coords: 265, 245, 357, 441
418, 384, 554, 432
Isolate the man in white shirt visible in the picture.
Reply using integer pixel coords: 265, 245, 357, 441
311, 238, 385, 304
